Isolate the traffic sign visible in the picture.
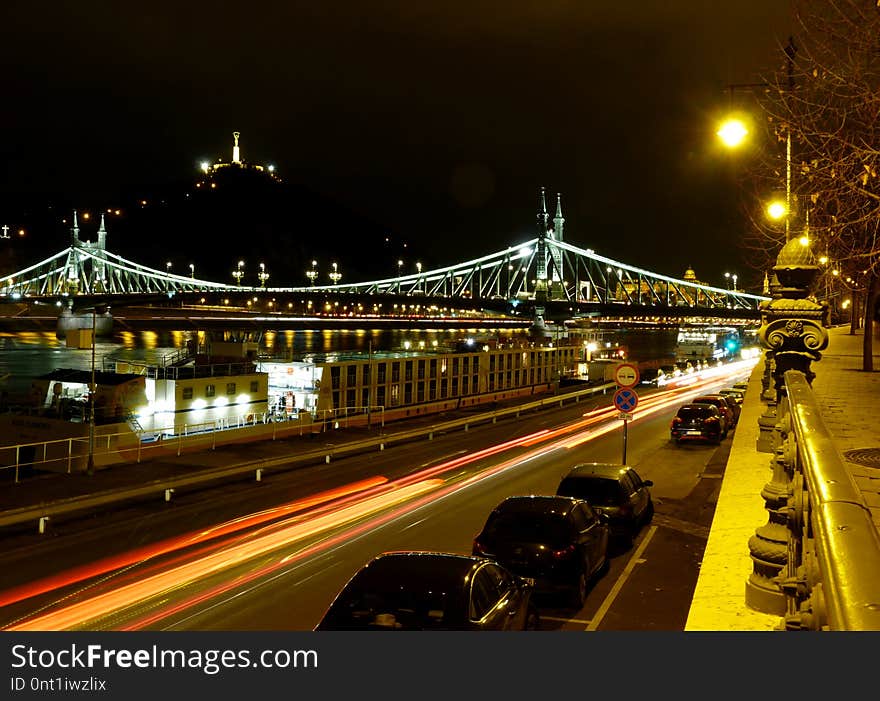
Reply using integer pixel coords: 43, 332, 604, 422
614, 363, 640, 388
613, 387, 639, 413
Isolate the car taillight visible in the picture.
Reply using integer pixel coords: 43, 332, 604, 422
672, 417, 682, 425
552, 544, 576, 559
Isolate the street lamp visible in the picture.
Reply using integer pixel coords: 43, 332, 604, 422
258, 262, 269, 288
306, 260, 318, 286
189, 263, 194, 279
165, 261, 172, 275
416, 261, 422, 293
233, 260, 244, 286
329, 262, 341, 285
766, 199, 788, 221
716, 118, 749, 148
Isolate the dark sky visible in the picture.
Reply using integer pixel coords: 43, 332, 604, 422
1, 2, 793, 291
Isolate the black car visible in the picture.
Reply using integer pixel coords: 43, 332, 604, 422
314, 551, 539, 630
555, 463, 654, 545
671, 403, 724, 444
472, 495, 609, 607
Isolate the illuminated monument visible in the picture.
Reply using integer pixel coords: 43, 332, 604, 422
199, 132, 280, 181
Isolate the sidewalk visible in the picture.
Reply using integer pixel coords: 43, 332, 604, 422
686, 324, 880, 630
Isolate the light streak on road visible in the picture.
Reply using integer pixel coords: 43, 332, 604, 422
0, 477, 389, 610
6, 479, 444, 631
2, 359, 755, 630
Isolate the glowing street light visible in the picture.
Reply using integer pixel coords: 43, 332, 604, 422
306, 260, 318, 286
233, 260, 244, 285
717, 118, 749, 148
189, 263, 194, 279
767, 200, 788, 221
166, 261, 172, 274
329, 261, 342, 285
258, 262, 270, 288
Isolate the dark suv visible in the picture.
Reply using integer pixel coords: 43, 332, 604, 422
555, 463, 654, 545
472, 495, 609, 607
671, 403, 723, 444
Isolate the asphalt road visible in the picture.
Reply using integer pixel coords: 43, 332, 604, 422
0, 365, 750, 631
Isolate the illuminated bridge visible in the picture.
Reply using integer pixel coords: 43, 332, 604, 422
0, 191, 769, 322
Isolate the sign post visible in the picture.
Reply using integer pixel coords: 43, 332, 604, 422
613, 378, 639, 465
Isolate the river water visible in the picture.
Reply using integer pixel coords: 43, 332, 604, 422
0, 324, 677, 403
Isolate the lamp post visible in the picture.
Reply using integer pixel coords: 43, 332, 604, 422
189, 263, 194, 279
258, 262, 269, 288
306, 260, 318, 286
329, 262, 341, 285
87, 307, 96, 476
166, 261, 172, 275
718, 39, 797, 242
416, 261, 422, 293
233, 260, 244, 286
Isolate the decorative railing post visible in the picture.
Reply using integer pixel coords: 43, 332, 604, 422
747, 237, 829, 614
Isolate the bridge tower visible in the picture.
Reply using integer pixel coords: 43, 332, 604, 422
549, 192, 565, 297
534, 187, 549, 304
528, 187, 552, 340
70, 210, 81, 246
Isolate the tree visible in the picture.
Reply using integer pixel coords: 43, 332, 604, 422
751, 0, 880, 370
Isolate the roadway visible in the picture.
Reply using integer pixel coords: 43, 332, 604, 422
0, 364, 752, 631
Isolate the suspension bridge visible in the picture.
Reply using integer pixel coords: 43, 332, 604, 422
0, 190, 769, 323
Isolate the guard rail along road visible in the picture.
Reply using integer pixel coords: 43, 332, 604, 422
0, 381, 617, 531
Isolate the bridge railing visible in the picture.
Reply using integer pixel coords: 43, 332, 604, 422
766, 370, 880, 630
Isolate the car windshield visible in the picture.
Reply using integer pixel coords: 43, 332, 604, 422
557, 476, 622, 506
484, 512, 571, 545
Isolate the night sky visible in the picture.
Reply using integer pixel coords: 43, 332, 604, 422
1, 2, 793, 291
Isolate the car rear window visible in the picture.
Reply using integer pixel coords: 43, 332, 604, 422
557, 476, 623, 506
677, 406, 715, 419
484, 512, 572, 545
322, 588, 455, 630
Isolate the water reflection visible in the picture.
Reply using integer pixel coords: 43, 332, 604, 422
0, 326, 527, 399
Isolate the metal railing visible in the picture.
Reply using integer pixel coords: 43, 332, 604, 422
774, 370, 880, 630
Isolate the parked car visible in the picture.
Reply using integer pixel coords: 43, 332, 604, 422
314, 551, 539, 630
472, 495, 609, 607
718, 387, 745, 405
691, 394, 735, 435
671, 403, 724, 444
555, 463, 654, 546
706, 392, 740, 425
732, 381, 749, 393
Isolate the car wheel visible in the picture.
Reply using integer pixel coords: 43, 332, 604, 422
524, 604, 540, 631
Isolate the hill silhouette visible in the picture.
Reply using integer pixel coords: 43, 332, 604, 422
3, 165, 408, 288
